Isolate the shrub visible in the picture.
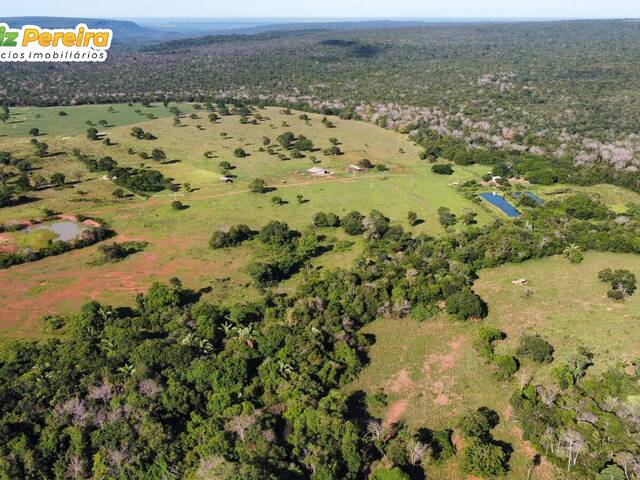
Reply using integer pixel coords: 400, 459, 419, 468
342, 211, 365, 235
457, 408, 495, 438
432, 164, 454, 175
494, 355, 518, 380
517, 335, 554, 363
597, 465, 626, 480
474, 326, 506, 362
259, 221, 295, 246
437, 207, 457, 227
460, 438, 508, 477
209, 224, 253, 249
369, 467, 410, 480
599, 268, 637, 300
445, 288, 485, 321
249, 178, 267, 193
312, 211, 341, 227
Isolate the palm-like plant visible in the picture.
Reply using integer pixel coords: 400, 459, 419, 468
563, 244, 584, 264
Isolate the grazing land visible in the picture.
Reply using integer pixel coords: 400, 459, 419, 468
0, 104, 492, 335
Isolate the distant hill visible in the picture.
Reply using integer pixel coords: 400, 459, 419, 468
0, 17, 174, 46
144, 20, 443, 52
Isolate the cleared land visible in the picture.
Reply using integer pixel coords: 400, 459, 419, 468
0, 104, 491, 335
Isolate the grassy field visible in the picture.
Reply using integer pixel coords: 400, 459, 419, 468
0, 103, 191, 138
1, 103, 638, 338
0, 104, 495, 336
347, 251, 640, 480
475, 252, 640, 380
536, 184, 640, 213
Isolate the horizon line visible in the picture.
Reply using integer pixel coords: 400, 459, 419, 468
2, 15, 639, 21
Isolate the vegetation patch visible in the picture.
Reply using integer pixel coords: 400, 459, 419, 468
0, 214, 113, 269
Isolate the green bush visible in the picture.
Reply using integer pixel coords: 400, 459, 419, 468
445, 288, 485, 321
517, 335, 554, 363
431, 164, 454, 175
460, 438, 508, 477
369, 467, 410, 480
494, 355, 518, 380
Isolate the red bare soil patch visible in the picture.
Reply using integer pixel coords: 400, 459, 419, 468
420, 335, 465, 407
387, 369, 414, 394
82, 219, 102, 228
0, 237, 250, 335
384, 399, 409, 427
0, 233, 16, 253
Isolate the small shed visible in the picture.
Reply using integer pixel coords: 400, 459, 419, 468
347, 164, 366, 173
220, 176, 234, 183
307, 167, 333, 177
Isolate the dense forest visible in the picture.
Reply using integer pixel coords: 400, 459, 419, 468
2, 21, 640, 170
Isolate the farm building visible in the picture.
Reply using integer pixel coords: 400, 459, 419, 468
220, 176, 234, 183
307, 167, 333, 176
347, 164, 366, 173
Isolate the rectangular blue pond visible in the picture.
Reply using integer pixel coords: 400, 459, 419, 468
512, 191, 545, 206
480, 193, 521, 217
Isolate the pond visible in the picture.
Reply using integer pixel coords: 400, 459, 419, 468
25, 221, 88, 242
480, 192, 521, 217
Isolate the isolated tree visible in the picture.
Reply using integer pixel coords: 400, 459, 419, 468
234, 148, 247, 158
249, 178, 267, 193
277, 131, 296, 149
296, 135, 314, 151
29, 128, 39, 136
34, 142, 49, 158
0, 186, 13, 207
407, 211, 418, 226
458, 408, 497, 438
517, 335, 554, 363
152, 148, 167, 162
87, 127, 98, 140
432, 164, 454, 175
50, 172, 66, 187
461, 210, 478, 225
437, 207, 457, 227
324, 145, 341, 156
15, 174, 31, 192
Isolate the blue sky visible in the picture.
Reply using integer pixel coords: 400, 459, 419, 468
5, 0, 640, 19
